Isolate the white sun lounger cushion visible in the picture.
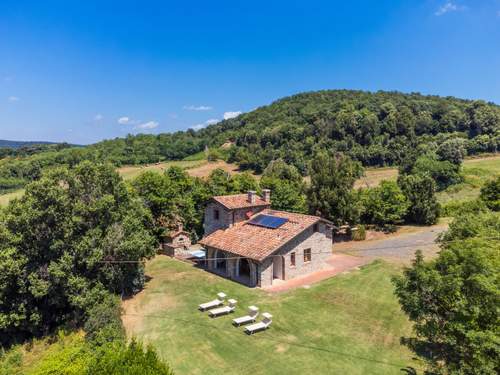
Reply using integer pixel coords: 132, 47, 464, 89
208, 299, 237, 317
245, 313, 272, 334
198, 292, 226, 311
232, 306, 259, 326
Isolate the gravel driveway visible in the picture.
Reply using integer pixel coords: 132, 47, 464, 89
333, 224, 448, 263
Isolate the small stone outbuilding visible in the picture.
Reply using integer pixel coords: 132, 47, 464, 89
162, 225, 192, 257
199, 191, 333, 287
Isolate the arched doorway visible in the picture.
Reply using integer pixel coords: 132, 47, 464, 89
214, 250, 227, 274
238, 258, 251, 278
236, 258, 255, 287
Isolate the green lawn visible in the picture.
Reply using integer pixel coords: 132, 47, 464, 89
123, 256, 420, 375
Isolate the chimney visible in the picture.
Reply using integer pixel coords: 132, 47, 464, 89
247, 190, 256, 203
262, 189, 271, 202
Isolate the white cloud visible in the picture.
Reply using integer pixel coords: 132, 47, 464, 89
7, 96, 20, 102
94, 114, 103, 121
205, 119, 219, 125
223, 111, 242, 120
190, 118, 220, 131
435, 2, 464, 16
118, 116, 131, 124
183, 105, 213, 111
191, 123, 207, 131
135, 121, 159, 130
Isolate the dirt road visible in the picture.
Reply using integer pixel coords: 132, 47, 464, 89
333, 224, 448, 263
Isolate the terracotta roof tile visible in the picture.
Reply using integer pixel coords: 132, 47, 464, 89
212, 194, 270, 210
199, 209, 325, 262
166, 230, 189, 238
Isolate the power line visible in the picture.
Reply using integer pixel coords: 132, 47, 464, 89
97, 236, 500, 263
121, 312, 425, 371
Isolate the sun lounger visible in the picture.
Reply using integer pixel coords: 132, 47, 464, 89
208, 299, 237, 317
232, 306, 259, 326
198, 292, 226, 311
244, 313, 272, 335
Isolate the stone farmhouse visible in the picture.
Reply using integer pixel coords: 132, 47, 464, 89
199, 190, 333, 287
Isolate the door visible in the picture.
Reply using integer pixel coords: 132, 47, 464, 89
273, 256, 284, 280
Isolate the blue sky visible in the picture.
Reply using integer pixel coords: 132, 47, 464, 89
1, 0, 499, 144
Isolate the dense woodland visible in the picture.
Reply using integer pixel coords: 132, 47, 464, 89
1, 90, 499, 193
217, 90, 500, 173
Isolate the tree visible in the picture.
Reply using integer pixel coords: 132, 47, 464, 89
360, 180, 409, 228
307, 152, 363, 226
262, 159, 304, 185
480, 176, 500, 211
229, 172, 259, 193
260, 176, 307, 213
132, 167, 210, 239
0, 162, 156, 344
206, 168, 233, 196
393, 212, 500, 374
411, 154, 462, 191
398, 174, 440, 225
260, 159, 307, 213
437, 138, 467, 165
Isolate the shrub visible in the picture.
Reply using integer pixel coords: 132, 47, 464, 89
351, 225, 366, 241
440, 199, 489, 217
206, 149, 222, 162
88, 340, 174, 375
480, 176, 500, 211
84, 294, 125, 345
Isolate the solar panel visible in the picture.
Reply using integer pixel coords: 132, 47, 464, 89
248, 214, 288, 229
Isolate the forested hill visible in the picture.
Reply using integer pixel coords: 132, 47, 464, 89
199, 90, 500, 173
0, 90, 499, 193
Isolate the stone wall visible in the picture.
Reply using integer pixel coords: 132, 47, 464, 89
258, 222, 333, 287
203, 202, 232, 235
171, 233, 191, 248
203, 201, 267, 236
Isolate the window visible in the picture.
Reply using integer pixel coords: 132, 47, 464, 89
313, 223, 319, 232
214, 209, 220, 220
290, 252, 296, 267
304, 248, 311, 263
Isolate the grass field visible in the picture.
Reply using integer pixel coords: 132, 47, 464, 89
438, 154, 500, 204
354, 154, 500, 191
0, 189, 25, 206
122, 256, 420, 375
354, 167, 398, 189
1, 154, 498, 207
117, 160, 208, 180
